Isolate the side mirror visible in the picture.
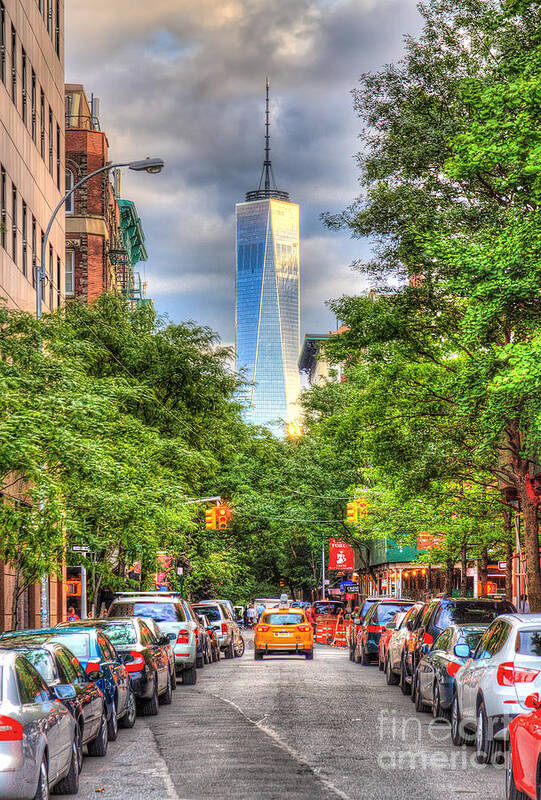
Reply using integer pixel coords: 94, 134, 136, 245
453, 644, 471, 659
167, 633, 176, 642
54, 684, 77, 701
121, 653, 135, 665
86, 669, 103, 682
525, 693, 541, 710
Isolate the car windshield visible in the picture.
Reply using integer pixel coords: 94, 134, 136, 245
193, 605, 221, 622
263, 614, 304, 626
313, 602, 343, 616
130, 603, 180, 622
516, 630, 541, 657
376, 604, 413, 625
99, 623, 137, 647
51, 633, 90, 660
21, 649, 57, 683
440, 601, 514, 628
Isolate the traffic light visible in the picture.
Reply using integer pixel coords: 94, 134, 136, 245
345, 499, 368, 525
356, 499, 368, 521
346, 501, 357, 523
205, 508, 217, 530
215, 506, 232, 530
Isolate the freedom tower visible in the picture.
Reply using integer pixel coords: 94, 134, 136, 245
235, 81, 301, 434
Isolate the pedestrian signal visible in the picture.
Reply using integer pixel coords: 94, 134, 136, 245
205, 508, 217, 530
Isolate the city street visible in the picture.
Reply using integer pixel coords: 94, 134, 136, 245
70, 636, 504, 800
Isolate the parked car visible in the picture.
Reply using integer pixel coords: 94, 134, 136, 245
0, 634, 108, 765
354, 599, 415, 665
107, 592, 198, 684
377, 610, 408, 671
385, 602, 424, 689
204, 617, 221, 662
407, 596, 516, 696
507, 691, 541, 800
348, 597, 385, 659
413, 624, 487, 719
451, 613, 541, 764
0, 649, 79, 798
192, 601, 243, 659
139, 617, 177, 689
196, 615, 214, 664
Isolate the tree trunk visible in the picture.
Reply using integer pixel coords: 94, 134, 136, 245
460, 544, 468, 597
11, 569, 20, 630
519, 481, 541, 611
503, 509, 514, 601
444, 559, 454, 595
478, 550, 488, 597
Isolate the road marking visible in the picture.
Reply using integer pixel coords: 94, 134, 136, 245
147, 723, 182, 800
211, 693, 355, 800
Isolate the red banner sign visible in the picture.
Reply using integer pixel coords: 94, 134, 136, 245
328, 539, 355, 571
417, 533, 443, 551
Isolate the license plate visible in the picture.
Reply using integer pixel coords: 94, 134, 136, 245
275, 632, 292, 637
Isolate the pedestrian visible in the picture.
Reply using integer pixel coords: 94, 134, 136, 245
521, 594, 530, 613
243, 606, 249, 627
256, 602, 265, 621
67, 606, 80, 621
246, 604, 256, 627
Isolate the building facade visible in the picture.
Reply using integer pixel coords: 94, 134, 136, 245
235, 83, 301, 433
0, 0, 66, 628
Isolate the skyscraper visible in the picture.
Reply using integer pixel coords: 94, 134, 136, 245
235, 81, 301, 434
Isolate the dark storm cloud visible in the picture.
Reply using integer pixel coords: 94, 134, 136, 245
66, 0, 421, 342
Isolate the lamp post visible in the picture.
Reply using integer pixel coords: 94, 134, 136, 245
38, 157, 164, 628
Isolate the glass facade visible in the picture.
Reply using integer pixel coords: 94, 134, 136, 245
236, 198, 301, 433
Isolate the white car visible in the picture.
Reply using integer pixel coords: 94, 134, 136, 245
451, 613, 541, 764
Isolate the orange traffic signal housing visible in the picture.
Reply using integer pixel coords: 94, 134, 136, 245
205, 508, 217, 529
215, 506, 232, 530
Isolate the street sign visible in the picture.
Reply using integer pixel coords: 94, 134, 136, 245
498, 561, 507, 570
72, 546, 89, 553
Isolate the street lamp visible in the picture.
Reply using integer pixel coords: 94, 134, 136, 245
38, 156, 164, 627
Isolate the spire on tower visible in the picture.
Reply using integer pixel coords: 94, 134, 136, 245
245, 79, 290, 202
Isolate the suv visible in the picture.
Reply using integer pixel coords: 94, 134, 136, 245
192, 601, 242, 659
408, 596, 516, 695
354, 599, 415, 665
108, 592, 198, 685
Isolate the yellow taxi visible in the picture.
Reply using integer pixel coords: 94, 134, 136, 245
254, 605, 314, 660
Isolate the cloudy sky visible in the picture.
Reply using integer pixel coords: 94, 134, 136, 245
66, 0, 421, 346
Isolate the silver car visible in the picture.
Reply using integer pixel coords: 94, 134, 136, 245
0, 649, 79, 798
192, 601, 243, 659
452, 613, 541, 764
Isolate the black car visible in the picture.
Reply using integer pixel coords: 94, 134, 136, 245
91, 618, 172, 715
0, 635, 108, 764
408, 596, 516, 698
354, 599, 415, 665
414, 624, 487, 718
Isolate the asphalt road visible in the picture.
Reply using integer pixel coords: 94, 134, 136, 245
70, 635, 505, 800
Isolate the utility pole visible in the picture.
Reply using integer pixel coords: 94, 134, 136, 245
322, 546, 326, 600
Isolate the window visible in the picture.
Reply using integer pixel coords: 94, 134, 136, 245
51, 633, 90, 660
56, 124, 60, 188
262, 613, 304, 626
40, 90, 45, 158
96, 634, 115, 662
56, 255, 60, 305
31, 217, 36, 287
23, 648, 58, 683
193, 604, 220, 622
48, 244, 53, 308
11, 184, 17, 263
55, 0, 60, 56
65, 169, 74, 213
65, 249, 74, 295
21, 48, 26, 124
46, 0, 52, 36
433, 628, 453, 653
475, 620, 510, 660
98, 623, 136, 648
139, 622, 155, 646
0, 166, 5, 249
0, 3, 5, 85
31, 70, 36, 141
516, 630, 541, 657
15, 657, 50, 705
55, 647, 79, 684
38, 0, 43, 15
10, 25, 15, 105
375, 603, 414, 626
22, 201, 27, 276
48, 107, 53, 174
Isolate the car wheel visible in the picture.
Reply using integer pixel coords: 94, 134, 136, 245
360, 644, 370, 666
181, 665, 197, 685
415, 674, 429, 713
305, 649, 314, 660
119, 690, 136, 729
400, 659, 411, 696
386, 657, 399, 686
33, 755, 49, 800
476, 700, 495, 764
506, 746, 524, 800
211, 647, 218, 663
451, 694, 472, 747
254, 651, 263, 661
216, 646, 221, 661
107, 697, 118, 742
235, 637, 245, 658
87, 711, 108, 757
171, 667, 177, 690
353, 642, 361, 664
378, 652, 385, 671
224, 641, 234, 659
349, 644, 354, 662
139, 676, 159, 716
432, 683, 447, 721
196, 653, 204, 668
52, 739, 79, 795
159, 672, 172, 705
76, 723, 83, 773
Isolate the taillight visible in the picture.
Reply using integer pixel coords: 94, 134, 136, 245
423, 633, 433, 646
221, 623, 228, 635
0, 716, 23, 741
447, 661, 461, 677
176, 628, 190, 644
125, 651, 146, 674
497, 662, 540, 686
85, 661, 101, 676
255, 625, 270, 633
297, 625, 311, 633
367, 625, 383, 633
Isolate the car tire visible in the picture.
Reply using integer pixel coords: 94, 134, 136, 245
171, 668, 177, 690
432, 683, 447, 721
139, 676, 159, 716
182, 665, 197, 685
196, 653, 204, 668
235, 637, 245, 658
53, 739, 79, 795
451, 693, 470, 747
400, 659, 411, 695
305, 649, 314, 660
33, 755, 48, 800
107, 698, 118, 742
224, 641, 234, 659
476, 700, 495, 764
415, 674, 429, 713
360, 643, 370, 666
506, 746, 525, 800
159, 672, 172, 705
216, 647, 221, 661
386, 657, 399, 686
353, 643, 361, 664
87, 711, 108, 757
211, 647, 218, 663
119, 690, 136, 729
254, 651, 263, 661
378, 653, 385, 671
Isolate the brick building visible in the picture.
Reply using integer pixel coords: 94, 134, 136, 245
0, 0, 67, 629
65, 84, 148, 304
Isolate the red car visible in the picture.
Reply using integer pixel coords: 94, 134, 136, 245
377, 610, 409, 671
507, 692, 541, 800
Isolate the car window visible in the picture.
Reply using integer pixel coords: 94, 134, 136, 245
22, 649, 58, 684
363, 605, 376, 625
516, 630, 541, 656
16, 658, 50, 704
313, 602, 344, 616
133, 602, 182, 622
433, 628, 453, 652
140, 621, 156, 645
437, 601, 508, 629
55, 647, 79, 684
97, 634, 115, 661
420, 602, 436, 629
461, 630, 485, 652
51, 633, 90, 661
262, 613, 304, 626
375, 604, 413, 626
475, 621, 510, 659
193, 605, 221, 622
100, 623, 137, 648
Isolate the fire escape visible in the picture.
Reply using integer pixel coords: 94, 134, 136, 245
107, 234, 147, 310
